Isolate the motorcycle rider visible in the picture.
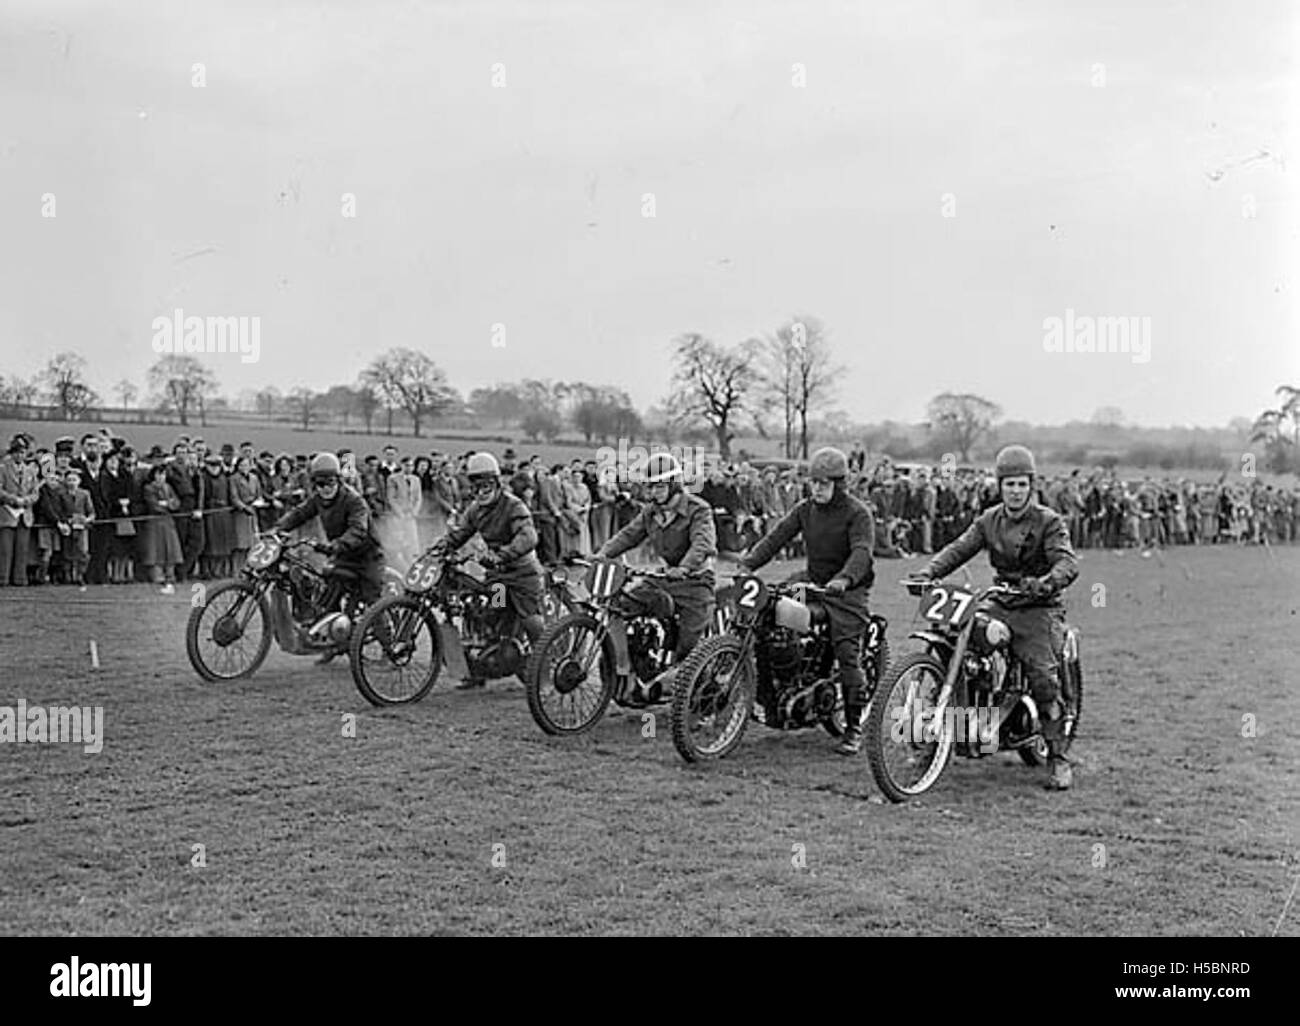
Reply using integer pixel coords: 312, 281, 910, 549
272, 452, 386, 663
739, 446, 877, 755
428, 451, 546, 688
596, 452, 717, 705
916, 444, 1079, 790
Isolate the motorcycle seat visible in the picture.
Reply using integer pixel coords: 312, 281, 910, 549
808, 602, 829, 625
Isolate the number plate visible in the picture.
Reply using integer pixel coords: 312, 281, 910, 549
246, 535, 281, 570
731, 575, 768, 622
584, 559, 627, 600
404, 552, 444, 593
919, 585, 977, 628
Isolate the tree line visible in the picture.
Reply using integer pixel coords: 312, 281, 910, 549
2, 340, 1294, 474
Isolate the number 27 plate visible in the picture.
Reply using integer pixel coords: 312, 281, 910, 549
919, 585, 976, 628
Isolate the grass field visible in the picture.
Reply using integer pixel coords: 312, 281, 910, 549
1, 544, 1297, 936
0, 415, 604, 470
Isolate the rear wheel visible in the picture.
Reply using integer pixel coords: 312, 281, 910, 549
525, 613, 616, 735
670, 635, 753, 762
864, 651, 954, 802
186, 579, 272, 683
349, 595, 442, 706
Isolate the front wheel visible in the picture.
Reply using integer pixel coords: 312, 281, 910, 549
185, 579, 273, 682
349, 595, 442, 706
864, 651, 953, 802
670, 635, 753, 763
525, 613, 616, 735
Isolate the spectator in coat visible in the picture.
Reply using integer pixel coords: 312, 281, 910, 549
100, 449, 137, 584
384, 456, 423, 567
200, 452, 235, 579
57, 467, 95, 588
140, 462, 183, 593
0, 436, 39, 587
229, 455, 262, 567
167, 444, 205, 582
560, 466, 592, 556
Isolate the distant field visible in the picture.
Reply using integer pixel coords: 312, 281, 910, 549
0, 416, 620, 468
1, 544, 1296, 935
1, 416, 1291, 486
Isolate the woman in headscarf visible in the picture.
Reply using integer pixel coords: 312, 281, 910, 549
140, 461, 183, 593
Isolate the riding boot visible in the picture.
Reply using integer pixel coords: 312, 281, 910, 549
1043, 711, 1072, 790
837, 705, 865, 755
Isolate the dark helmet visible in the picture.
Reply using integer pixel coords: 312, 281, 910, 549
994, 445, 1037, 482
809, 447, 849, 481
310, 453, 342, 501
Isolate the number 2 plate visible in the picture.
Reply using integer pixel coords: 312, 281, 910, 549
731, 575, 768, 622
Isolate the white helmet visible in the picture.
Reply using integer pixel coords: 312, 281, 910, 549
644, 453, 683, 484
466, 452, 501, 478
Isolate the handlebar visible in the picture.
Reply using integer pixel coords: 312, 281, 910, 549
900, 577, 1031, 600
564, 554, 686, 580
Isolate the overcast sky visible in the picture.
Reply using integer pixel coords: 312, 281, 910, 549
1, 0, 1296, 428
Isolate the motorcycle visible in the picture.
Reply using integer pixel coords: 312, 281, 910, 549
348, 547, 578, 706
863, 578, 1084, 802
669, 574, 890, 762
185, 534, 403, 683
524, 556, 734, 735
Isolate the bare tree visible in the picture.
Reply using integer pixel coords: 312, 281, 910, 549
1251, 384, 1300, 473
1251, 385, 1300, 446
758, 315, 841, 458
255, 386, 282, 420
115, 378, 139, 411
353, 379, 381, 434
926, 392, 1002, 462
667, 333, 757, 459
288, 387, 319, 431
147, 355, 217, 427
42, 352, 100, 420
0, 375, 40, 417
361, 348, 455, 438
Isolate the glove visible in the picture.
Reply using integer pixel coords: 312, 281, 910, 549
825, 576, 850, 595
664, 564, 688, 580
479, 549, 500, 569
1024, 576, 1053, 599
314, 540, 338, 556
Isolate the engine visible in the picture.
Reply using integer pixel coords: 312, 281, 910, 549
763, 626, 804, 683
627, 617, 669, 682
289, 565, 328, 622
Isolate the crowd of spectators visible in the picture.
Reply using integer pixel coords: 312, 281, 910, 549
2, 429, 1295, 596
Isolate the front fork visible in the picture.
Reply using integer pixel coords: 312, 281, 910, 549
922, 623, 973, 744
